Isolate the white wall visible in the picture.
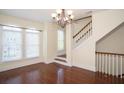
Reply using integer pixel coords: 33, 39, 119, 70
0, 14, 44, 30
92, 10, 124, 42
92, 10, 124, 73
72, 10, 124, 72
72, 36, 96, 71
73, 17, 91, 35
96, 23, 124, 74
43, 22, 59, 63
96, 23, 124, 54
72, 16, 96, 71
0, 14, 44, 72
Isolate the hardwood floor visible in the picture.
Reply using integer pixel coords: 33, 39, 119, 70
0, 63, 123, 84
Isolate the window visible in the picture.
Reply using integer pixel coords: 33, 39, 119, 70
1, 26, 22, 61
26, 29, 40, 58
0, 25, 41, 62
58, 30, 64, 51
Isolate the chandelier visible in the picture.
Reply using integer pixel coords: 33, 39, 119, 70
51, 9, 74, 28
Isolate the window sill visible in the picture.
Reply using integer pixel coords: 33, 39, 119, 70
0, 56, 40, 63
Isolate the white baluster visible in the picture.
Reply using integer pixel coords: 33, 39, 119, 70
120, 56, 123, 78
78, 33, 81, 42
107, 54, 109, 75
95, 53, 97, 71
102, 54, 104, 73
87, 26, 89, 39
86, 32, 87, 39
86, 25, 88, 38
96, 53, 98, 71
86, 26, 89, 39
107, 54, 109, 74
82, 34, 84, 41
90, 22, 92, 36
98, 53, 100, 72
109, 54, 111, 75
101, 54, 103, 73
101, 54, 103, 72
116, 55, 119, 77
74, 37, 76, 43
110, 55, 112, 75
105, 54, 108, 74
104, 54, 106, 73
85, 32, 87, 39
88, 22, 90, 30
97, 53, 99, 72
88, 28, 91, 37
89, 23, 91, 37
112, 55, 115, 76
79, 32, 81, 41
99, 53, 101, 72
89, 23, 91, 36
83, 32, 85, 40
90, 30, 92, 36
101, 53, 102, 72
88, 30, 90, 38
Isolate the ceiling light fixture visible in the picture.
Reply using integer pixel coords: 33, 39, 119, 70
51, 9, 74, 28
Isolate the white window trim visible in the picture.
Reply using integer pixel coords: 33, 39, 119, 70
1, 28, 23, 62
25, 30, 40, 58
0, 26, 41, 63
58, 30, 65, 51
0, 26, 3, 62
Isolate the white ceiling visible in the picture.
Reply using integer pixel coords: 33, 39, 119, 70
0, 9, 95, 22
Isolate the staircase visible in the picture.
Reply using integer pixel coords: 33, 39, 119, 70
54, 54, 68, 65
54, 18, 92, 66
54, 10, 124, 79
73, 20, 92, 44
95, 22, 124, 79
72, 13, 124, 79
72, 16, 95, 71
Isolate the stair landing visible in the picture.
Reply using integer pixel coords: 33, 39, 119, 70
54, 54, 67, 64
58, 54, 66, 58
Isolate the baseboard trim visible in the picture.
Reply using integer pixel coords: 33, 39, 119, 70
0, 60, 43, 72
54, 60, 72, 67
72, 64, 96, 72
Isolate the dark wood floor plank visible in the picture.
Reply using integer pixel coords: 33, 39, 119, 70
0, 63, 123, 84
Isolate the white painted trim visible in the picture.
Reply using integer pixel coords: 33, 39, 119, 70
72, 63, 96, 72
55, 57, 67, 61
0, 26, 2, 61
54, 60, 72, 67
57, 50, 65, 56
0, 58, 43, 72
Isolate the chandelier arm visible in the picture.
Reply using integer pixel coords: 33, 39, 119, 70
52, 9, 74, 28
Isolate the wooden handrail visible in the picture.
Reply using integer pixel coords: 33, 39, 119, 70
73, 21, 92, 38
96, 52, 124, 56
74, 16, 92, 21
